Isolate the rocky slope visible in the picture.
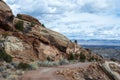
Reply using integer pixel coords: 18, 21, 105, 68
1, 0, 120, 80
0, 0, 14, 31
0, 0, 102, 63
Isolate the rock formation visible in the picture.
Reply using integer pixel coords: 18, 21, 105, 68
0, 1, 120, 80
0, 0, 102, 63
0, 0, 14, 30
17, 14, 41, 25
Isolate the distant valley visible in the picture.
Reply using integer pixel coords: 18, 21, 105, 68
74, 39, 120, 61
77, 39, 120, 46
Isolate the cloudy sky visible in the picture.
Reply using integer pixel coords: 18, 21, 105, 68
4, 0, 120, 40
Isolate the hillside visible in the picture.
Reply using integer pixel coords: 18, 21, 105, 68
0, 0, 120, 80
0, 0, 101, 63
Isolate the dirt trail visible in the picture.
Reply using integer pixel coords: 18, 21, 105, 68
20, 62, 92, 80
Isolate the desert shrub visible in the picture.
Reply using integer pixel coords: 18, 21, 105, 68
2, 72, 9, 78
75, 53, 79, 60
0, 49, 12, 63
47, 56, 53, 61
110, 58, 117, 62
38, 61, 60, 67
31, 22, 35, 27
15, 20, 24, 31
29, 61, 39, 70
79, 52, 86, 62
17, 62, 31, 70
11, 61, 19, 68
59, 58, 69, 65
88, 56, 95, 62
52, 61, 59, 66
41, 24, 45, 28
2, 32, 10, 38
17, 14, 22, 19
42, 30, 48, 33
0, 67, 4, 72
38, 61, 49, 67
68, 53, 75, 60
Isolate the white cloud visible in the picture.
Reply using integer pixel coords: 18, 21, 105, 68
4, 0, 120, 40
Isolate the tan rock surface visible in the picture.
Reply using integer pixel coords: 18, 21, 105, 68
17, 14, 41, 25
0, 0, 102, 63
0, 0, 14, 30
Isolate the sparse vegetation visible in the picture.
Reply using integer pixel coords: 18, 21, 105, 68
31, 22, 35, 27
75, 53, 79, 60
42, 24, 45, 28
79, 52, 86, 62
17, 62, 31, 70
2, 32, 10, 38
89, 56, 95, 62
15, 20, 24, 31
42, 30, 48, 33
0, 49, 13, 63
17, 14, 22, 19
68, 53, 75, 60
59, 58, 69, 65
38, 61, 58, 67
110, 58, 117, 62
47, 56, 53, 61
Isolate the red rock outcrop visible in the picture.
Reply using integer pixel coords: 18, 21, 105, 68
0, 0, 102, 63
17, 14, 41, 25
0, 0, 14, 31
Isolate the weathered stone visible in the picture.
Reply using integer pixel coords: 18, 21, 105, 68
0, 0, 14, 30
17, 14, 41, 25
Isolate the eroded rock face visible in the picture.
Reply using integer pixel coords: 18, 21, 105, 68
0, 1, 102, 63
0, 36, 37, 62
0, 0, 14, 30
17, 14, 41, 25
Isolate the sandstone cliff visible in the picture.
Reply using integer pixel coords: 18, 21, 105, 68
0, 1, 120, 80
0, 0, 102, 63
0, 0, 14, 30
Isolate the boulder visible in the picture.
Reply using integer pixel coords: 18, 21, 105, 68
0, 0, 14, 30
17, 14, 41, 25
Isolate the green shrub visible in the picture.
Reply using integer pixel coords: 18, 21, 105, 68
17, 62, 31, 70
110, 58, 117, 62
17, 15, 22, 19
15, 20, 24, 31
41, 24, 45, 28
79, 53, 86, 62
29, 61, 39, 70
0, 49, 12, 63
38, 61, 56, 67
88, 56, 95, 62
68, 53, 75, 60
31, 22, 35, 27
59, 58, 69, 65
2, 32, 10, 38
75, 53, 79, 60
47, 56, 53, 61
42, 30, 48, 33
